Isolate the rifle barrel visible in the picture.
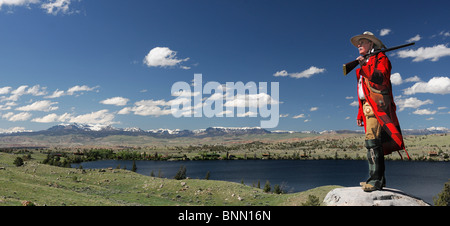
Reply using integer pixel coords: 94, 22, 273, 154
365, 42, 415, 58
343, 42, 415, 76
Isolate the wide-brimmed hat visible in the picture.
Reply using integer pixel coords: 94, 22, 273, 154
350, 31, 386, 50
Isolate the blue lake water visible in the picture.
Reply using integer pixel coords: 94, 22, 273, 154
72, 159, 450, 205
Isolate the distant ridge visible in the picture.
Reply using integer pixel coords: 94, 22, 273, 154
0, 123, 448, 138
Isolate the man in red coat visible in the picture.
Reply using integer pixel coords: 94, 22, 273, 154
351, 31, 407, 192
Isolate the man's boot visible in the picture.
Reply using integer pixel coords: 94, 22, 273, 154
363, 139, 385, 192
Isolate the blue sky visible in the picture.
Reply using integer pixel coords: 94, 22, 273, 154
0, 0, 449, 132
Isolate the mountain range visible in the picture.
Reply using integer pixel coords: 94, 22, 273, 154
0, 123, 448, 138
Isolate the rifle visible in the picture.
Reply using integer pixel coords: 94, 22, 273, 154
343, 42, 415, 75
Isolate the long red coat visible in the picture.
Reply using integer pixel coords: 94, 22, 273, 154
356, 52, 409, 159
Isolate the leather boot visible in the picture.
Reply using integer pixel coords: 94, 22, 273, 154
364, 139, 385, 191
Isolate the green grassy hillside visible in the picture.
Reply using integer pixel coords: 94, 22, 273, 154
0, 152, 339, 206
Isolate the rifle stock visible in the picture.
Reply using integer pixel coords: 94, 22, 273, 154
343, 42, 415, 76
343, 60, 360, 76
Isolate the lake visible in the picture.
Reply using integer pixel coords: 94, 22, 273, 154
72, 159, 450, 205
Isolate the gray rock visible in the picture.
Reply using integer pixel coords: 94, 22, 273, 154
323, 187, 430, 206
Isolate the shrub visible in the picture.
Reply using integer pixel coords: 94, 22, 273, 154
302, 195, 321, 206
434, 181, 450, 206
14, 157, 24, 167
174, 165, 186, 180
263, 180, 271, 193
132, 160, 137, 172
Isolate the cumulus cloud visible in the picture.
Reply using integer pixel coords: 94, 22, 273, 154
223, 93, 279, 108
69, 109, 116, 125
41, 0, 71, 15
45, 85, 98, 98
45, 89, 65, 98
396, 44, 450, 62
390, 73, 403, 85
406, 34, 421, 43
395, 96, 433, 111
67, 85, 98, 95
273, 66, 326, 79
119, 99, 172, 117
390, 73, 423, 86
0, 0, 40, 8
404, 76, 421, 83
413, 109, 437, 115
100, 97, 129, 106
310, 107, 318, 112
0, 127, 31, 133
16, 100, 58, 112
32, 112, 72, 123
0, 0, 76, 15
143, 47, 190, 69
292, 114, 305, 119
32, 110, 116, 125
0, 86, 11, 95
1, 85, 47, 102
380, 28, 391, 36
350, 100, 359, 107
403, 76, 450, 95
2, 112, 32, 122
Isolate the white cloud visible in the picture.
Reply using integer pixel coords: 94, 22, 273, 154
41, 0, 70, 15
67, 85, 98, 95
427, 126, 448, 131
2, 112, 32, 122
26, 85, 47, 96
32, 112, 72, 123
0, 0, 76, 15
273, 70, 288, 77
292, 114, 305, 119
380, 28, 391, 36
16, 100, 58, 112
121, 99, 172, 117
350, 100, 359, 107
439, 31, 450, 37
274, 66, 326, 79
413, 109, 437, 115
69, 109, 116, 125
406, 34, 421, 43
0, 127, 31, 133
224, 93, 278, 108
404, 76, 421, 83
143, 47, 190, 69
390, 73, 422, 86
395, 96, 433, 111
310, 107, 318, 112
0, 0, 39, 8
403, 77, 450, 95
117, 107, 131, 115
390, 73, 403, 85
0, 86, 11, 95
396, 44, 450, 62
45, 89, 65, 98
0, 102, 15, 111
45, 85, 98, 98
100, 97, 129, 106
1, 85, 47, 102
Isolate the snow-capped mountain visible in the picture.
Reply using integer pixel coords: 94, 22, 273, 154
1, 123, 448, 137
11, 124, 271, 138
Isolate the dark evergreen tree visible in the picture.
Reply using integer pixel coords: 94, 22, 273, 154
174, 165, 186, 180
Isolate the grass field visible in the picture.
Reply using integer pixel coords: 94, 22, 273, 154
1, 133, 448, 206
0, 151, 340, 206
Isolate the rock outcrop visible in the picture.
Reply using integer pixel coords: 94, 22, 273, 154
323, 187, 430, 206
